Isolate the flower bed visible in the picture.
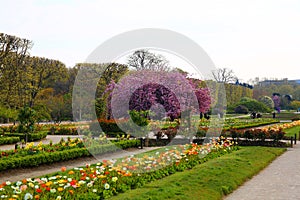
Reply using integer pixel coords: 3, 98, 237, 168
267, 120, 300, 131
48, 125, 89, 135
226, 128, 286, 141
220, 122, 290, 146
0, 139, 236, 199
0, 138, 140, 171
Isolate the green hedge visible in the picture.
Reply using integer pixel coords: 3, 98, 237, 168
4, 131, 47, 142
0, 148, 89, 171
0, 136, 20, 145
113, 139, 140, 149
0, 139, 140, 171
106, 132, 130, 138
48, 127, 79, 135
88, 140, 140, 155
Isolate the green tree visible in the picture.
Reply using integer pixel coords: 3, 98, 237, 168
0, 106, 18, 123
225, 84, 253, 106
0, 33, 33, 109
258, 96, 274, 109
18, 107, 36, 143
228, 98, 271, 113
23, 56, 68, 107
290, 100, 300, 111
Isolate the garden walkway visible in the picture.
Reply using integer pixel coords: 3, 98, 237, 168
225, 143, 300, 200
0, 146, 159, 183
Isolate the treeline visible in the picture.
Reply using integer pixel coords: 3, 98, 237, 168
0, 32, 258, 123
254, 83, 300, 110
0, 33, 77, 123
205, 80, 253, 110
254, 84, 300, 100
0, 33, 130, 123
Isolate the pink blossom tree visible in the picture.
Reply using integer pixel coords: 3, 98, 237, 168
272, 95, 281, 113
105, 70, 211, 121
103, 70, 212, 138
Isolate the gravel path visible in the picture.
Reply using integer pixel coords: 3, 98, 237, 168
224, 143, 300, 200
0, 147, 159, 183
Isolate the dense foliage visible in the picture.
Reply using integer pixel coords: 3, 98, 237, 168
228, 97, 271, 113
258, 96, 274, 109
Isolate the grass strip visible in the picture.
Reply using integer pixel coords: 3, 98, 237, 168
109, 146, 286, 200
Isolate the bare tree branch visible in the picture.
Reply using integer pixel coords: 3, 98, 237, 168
127, 49, 170, 71
212, 68, 237, 83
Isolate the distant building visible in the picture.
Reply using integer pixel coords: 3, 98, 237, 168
259, 78, 300, 86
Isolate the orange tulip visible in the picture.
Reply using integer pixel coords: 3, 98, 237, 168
61, 167, 67, 172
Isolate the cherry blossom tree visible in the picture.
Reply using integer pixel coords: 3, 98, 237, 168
272, 95, 281, 113
103, 70, 212, 138
105, 70, 211, 121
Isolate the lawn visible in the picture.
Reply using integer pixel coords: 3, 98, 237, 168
263, 112, 300, 120
109, 146, 286, 200
284, 125, 300, 138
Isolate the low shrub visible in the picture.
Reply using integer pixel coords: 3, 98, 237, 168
234, 105, 249, 114
0, 136, 20, 145
87, 140, 140, 155
0, 125, 18, 133
195, 129, 207, 138
106, 132, 130, 138
0, 139, 140, 171
222, 118, 279, 131
49, 127, 78, 135
0, 148, 90, 171
4, 131, 47, 142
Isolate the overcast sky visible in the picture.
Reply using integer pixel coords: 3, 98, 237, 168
1, 0, 299, 82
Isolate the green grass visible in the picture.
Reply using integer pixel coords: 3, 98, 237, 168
284, 126, 300, 138
225, 114, 250, 118
263, 112, 300, 120
109, 147, 286, 200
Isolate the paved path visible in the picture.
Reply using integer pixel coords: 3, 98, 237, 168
225, 144, 300, 200
0, 147, 159, 183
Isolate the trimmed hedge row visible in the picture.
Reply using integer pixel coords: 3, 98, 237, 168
88, 140, 140, 155
0, 136, 20, 145
223, 121, 279, 131
4, 131, 47, 142
113, 139, 140, 149
106, 132, 130, 138
0, 139, 140, 171
0, 148, 89, 171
